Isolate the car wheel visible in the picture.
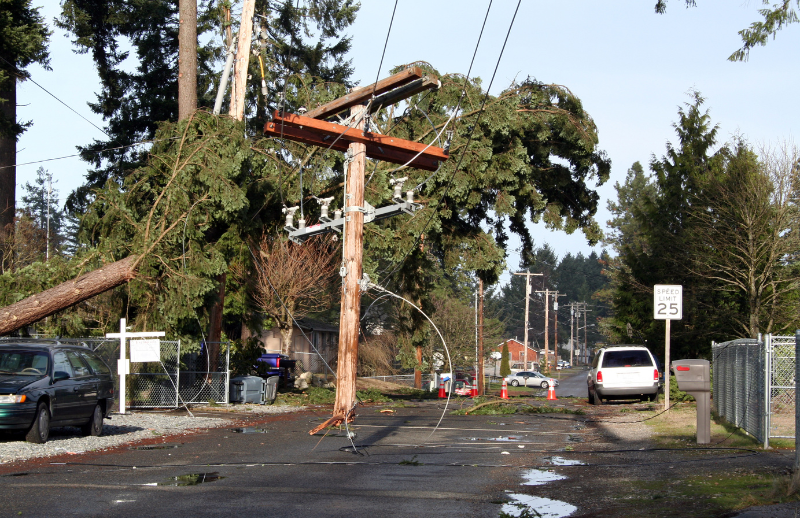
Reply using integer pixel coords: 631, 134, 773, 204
26, 402, 50, 444
592, 388, 604, 405
81, 404, 104, 437
510, 380, 519, 387
587, 386, 595, 405
541, 381, 549, 390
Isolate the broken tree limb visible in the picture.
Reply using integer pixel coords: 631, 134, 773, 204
0, 255, 138, 336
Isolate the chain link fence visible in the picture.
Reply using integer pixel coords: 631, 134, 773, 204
712, 335, 795, 448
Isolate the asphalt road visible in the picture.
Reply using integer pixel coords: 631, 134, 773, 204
553, 368, 589, 399
0, 383, 593, 518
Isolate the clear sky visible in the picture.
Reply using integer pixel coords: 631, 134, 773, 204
14, 1, 800, 284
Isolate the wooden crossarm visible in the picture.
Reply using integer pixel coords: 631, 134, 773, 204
305, 66, 424, 120
264, 111, 448, 172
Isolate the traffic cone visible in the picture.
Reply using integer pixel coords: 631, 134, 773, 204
500, 379, 509, 399
547, 379, 557, 401
438, 380, 446, 398
471, 382, 478, 398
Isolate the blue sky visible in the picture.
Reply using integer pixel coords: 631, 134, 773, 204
14, 1, 800, 283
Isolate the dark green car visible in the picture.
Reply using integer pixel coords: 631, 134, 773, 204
0, 341, 114, 443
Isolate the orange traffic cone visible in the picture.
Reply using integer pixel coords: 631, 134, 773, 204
471, 382, 478, 398
500, 379, 509, 399
438, 380, 446, 398
547, 379, 557, 401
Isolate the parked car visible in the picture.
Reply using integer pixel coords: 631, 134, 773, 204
504, 371, 559, 389
0, 340, 115, 443
587, 345, 659, 404
557, 360, 571, 369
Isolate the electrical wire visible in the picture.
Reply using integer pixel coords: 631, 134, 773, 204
370, 0, 399, 97
379, 0, 521, 286
0, 54, 110, 138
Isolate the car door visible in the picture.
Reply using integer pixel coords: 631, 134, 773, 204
65, 350, 97, 420
50, 350, 80, 422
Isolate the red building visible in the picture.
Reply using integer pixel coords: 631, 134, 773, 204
494, 339, 539, 369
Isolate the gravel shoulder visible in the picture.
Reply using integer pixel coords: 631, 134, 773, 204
0, 404, 305, 465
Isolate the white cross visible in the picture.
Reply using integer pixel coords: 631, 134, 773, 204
106, 318, 165, 414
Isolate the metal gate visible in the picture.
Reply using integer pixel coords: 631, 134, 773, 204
712, 334, 796, 448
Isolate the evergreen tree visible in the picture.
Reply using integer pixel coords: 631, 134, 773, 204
0, 0, 50, 259
500, 341, 511, 377
20, 167, 64, 257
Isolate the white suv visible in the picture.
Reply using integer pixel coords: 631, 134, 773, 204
587, 345, 659, 404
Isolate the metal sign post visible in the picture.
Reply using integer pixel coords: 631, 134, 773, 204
654, 285, 683, 411
106, 318, 165, 414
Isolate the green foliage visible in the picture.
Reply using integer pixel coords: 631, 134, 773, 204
0, 0, 50, 138
500, 342, 511, 377
356, 388, 391, 403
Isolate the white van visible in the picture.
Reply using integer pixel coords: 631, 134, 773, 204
587, 345, 659, 404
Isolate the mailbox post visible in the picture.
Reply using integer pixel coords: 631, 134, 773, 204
672, 359, 711, 444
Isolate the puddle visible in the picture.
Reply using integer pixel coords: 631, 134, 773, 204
130, 445, 181, 450
157, 472, 225, 486
501, 493, 577, 518
230, 427, 269, 434
543, 456, 585, 466
521, 468, 566, 486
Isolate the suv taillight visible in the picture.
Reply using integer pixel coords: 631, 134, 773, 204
654, 369, 659, 381
276, 358, 280, 368
596, 371, 603, 383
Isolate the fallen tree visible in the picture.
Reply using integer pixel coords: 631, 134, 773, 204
0, 255, 137, 336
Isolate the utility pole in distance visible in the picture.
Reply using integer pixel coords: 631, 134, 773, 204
513, 271, 542, 370
553, 292, 565, 363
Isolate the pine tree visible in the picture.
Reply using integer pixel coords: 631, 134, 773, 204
500, 341, 511, 377
0, 0, 50, 262
20, 167, 64, 257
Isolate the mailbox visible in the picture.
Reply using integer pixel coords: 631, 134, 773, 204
671, 359, 711, 444
672, 359, 710, 392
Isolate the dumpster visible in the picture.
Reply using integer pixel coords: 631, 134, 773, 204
230, 375, 267, 404
265, 375, 279, 405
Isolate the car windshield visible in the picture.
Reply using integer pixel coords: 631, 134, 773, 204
602, 350, 653, 368
0, 350, 50, 375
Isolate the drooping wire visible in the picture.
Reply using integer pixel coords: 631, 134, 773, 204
371, 0, 399, 97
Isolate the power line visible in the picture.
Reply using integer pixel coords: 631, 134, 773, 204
380, 0, 522, 285
0, 55, 110, 138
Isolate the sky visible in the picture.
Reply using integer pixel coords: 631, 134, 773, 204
14, 1, 800, 285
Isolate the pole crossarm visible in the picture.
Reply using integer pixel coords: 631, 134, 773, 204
305, 66, 427, 120
264, 111, 448, 171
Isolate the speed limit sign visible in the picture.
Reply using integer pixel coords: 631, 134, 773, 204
654, 285, 682, 320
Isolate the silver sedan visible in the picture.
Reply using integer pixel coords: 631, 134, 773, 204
504, 371, 559, 389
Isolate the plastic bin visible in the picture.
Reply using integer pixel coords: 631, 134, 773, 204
230, 375, 267, 404
265, 376, 279, 405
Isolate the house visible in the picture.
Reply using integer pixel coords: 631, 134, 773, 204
259, 318, 338, 374
493, 338, 539, 370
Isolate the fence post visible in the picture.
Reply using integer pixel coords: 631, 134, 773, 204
176, 340, 181, 409
795, 330, 800, 471
764, 335, 771, 449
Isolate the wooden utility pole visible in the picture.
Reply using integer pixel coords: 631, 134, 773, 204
329, 102, 368, 425
569, 303, 575, 366
553, 292, 565, 362
513, 271, 542, 370
229, 0, 255, 120
535, 288, 554, 370
477, 278, 485, 394
285, 68, 447, 434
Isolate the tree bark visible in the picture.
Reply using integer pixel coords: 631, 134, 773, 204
0, 56, 16, 267
205, 272, 226, 371
0, 255, 138, 336
178, 0, 197, 120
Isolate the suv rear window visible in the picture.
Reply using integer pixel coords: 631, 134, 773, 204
602, 350, 653, 368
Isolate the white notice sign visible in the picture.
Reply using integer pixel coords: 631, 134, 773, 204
130, 339, 161, 363
653, 285, 682, 320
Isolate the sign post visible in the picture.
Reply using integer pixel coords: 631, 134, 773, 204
106, 318, 165, 414
654, 285, 682, 411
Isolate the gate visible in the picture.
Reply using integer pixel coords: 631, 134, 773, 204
712, 335, 796, 448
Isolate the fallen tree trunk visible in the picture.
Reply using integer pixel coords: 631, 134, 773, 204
0, 255, 138, 336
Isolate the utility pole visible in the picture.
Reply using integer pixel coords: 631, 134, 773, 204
477, 278, 485, 395
331, 101, 367, 425
569, 303, 575, 366
535, 287, 555, 370
513, 271, 542, 370
45, 170, 51, 262
280, 68, 447, 435
229, 0, 255, 120
553, 292, 565, 362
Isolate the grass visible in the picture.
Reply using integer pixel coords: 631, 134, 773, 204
642, 402, 762, 449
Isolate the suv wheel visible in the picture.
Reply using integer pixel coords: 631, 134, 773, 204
26, 402, 50, 444
592, 388, 603, 405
